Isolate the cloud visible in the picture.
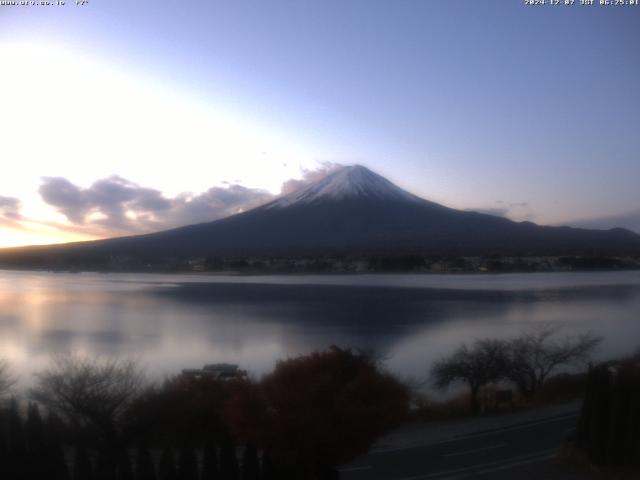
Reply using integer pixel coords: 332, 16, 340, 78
0, 196, 23, 225
570, 210, 640, 234
29, 164, 341, 238
472, 207, 509, 217
468, 200, 534, 221
39, 176, 275, 236
171, 184, 274, 224
280, 162, 343, 195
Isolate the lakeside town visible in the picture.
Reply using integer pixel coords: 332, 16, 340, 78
56, 253, 640, 274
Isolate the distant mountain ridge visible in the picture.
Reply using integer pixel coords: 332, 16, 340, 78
1, 165, 639, 269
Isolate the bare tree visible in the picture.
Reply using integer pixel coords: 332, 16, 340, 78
431, 339, 508, 414
505, 325, 602, 399
32, 356, 144, 459
0, 358, 16, 397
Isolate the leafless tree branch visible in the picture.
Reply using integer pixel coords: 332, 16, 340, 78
31, 355, 145, 435
505, 325, 602, 398
0, 358, 16, 397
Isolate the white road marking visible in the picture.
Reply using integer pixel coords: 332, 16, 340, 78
339, 465, 372, 472
373, 413, 578, 454
449, 453, 556, 479
395, 449, 556, 480
443, 443, 506, 457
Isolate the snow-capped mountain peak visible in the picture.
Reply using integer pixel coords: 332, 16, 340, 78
267, 165, 420, 208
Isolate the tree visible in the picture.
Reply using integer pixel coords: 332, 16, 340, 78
158, 447, 177, 480
0, 427, 8, 479
7, 398, 27, 480
26, 403, 48, 479
26, 403, 46, 454
226, 346, 409, 478
126, 374, 226, 447
177, 447, 198, 480
115, 452, 134, 480
32, 356, 144, 463
94, 452, 116, 480
73, 447, 94, 480
577, 361, 640, 466
241, 444, 260, 480
260, 449, 277, 480
219, 431, 239, 480
431, 339, 508, 414
135, 446, 157, 480
505, 326, 602, 399
0, 359, 16, 397
44, 412, 71, 480
201, 441, 219, 480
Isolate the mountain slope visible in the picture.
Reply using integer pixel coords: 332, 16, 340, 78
1, 165, 640, 267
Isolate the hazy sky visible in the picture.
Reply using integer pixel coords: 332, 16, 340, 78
1, 0, 639, 246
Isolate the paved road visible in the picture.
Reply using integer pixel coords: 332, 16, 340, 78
340, 412, 580, 480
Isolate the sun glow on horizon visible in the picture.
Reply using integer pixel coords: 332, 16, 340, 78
0, 42, 317, 248
0, 222, 98, 249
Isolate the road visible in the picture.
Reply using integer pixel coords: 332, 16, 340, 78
340, 412, 581, 480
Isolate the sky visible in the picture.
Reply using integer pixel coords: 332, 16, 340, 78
1, 0, 639, 247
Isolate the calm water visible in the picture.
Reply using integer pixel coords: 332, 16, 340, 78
1, 269, 639, 389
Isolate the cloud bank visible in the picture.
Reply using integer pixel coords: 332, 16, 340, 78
468, 200, 535, 222
0, 196, 23, 226
34, 164, 344, 237
280, 162, 342, 195
38, 175, 274, 236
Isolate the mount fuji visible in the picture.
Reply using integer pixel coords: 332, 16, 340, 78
1, 165, 639, 268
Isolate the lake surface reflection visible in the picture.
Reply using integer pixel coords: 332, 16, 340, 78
1, 270, 639, 388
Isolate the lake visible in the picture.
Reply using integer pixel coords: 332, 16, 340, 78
1, 269, 639, 389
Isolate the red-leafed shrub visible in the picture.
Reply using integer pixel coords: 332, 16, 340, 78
225, 346, 410, 478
